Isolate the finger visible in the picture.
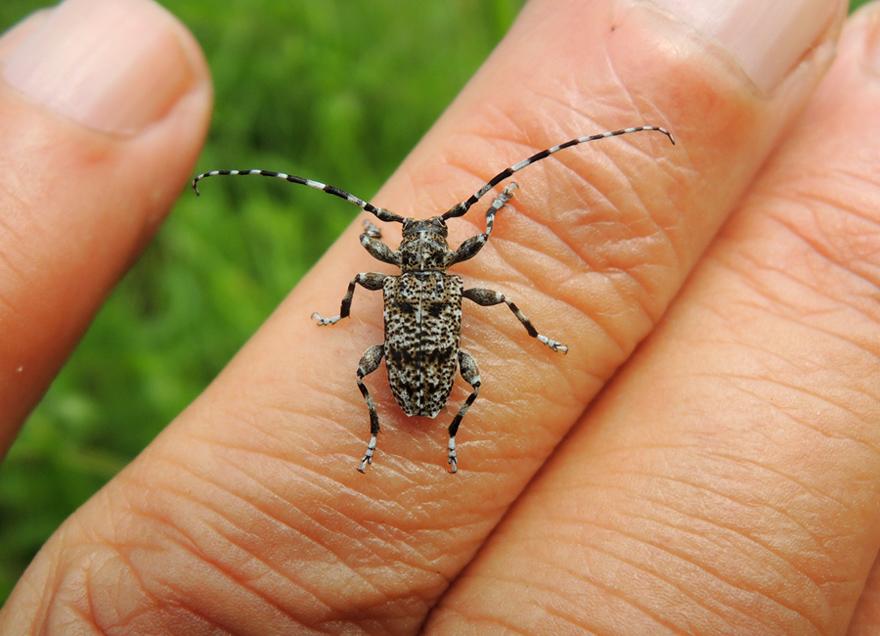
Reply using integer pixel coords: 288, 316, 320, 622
0, 0, 211, 458
0, 0, 846, 633
427, 4, 880, 635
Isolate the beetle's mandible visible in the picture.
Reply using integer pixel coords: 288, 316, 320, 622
193, 125, 675, 473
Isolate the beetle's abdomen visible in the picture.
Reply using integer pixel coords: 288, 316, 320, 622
384, 272, 462, 417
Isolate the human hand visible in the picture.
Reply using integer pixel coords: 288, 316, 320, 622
3, 0, 880, 634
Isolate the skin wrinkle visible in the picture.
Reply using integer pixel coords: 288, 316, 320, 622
710, 329, 857, 383
535, 606, 604, 636
0, 284, 18, 316
723, 372, 879, 447
556, 186, 675, 336
803, 192, 880, 260
686, 313, 880, 431
771, 163, 880, 221
90, 545, 168, 633
570, 468, 835, 581
351, 509, 461, 569
749, 196, 880, 279
91, 546, 172, 632
151, 433, 487, 587
562, 497, 807, 601
522, 542, 702, 634
550, 185, 679, 326
500, 164, 678, 316
0, 206, 26, 258
701, 456, 863, 549
594, 498, 805, 597
216, 412, 354, 466
116, 493, 361, 630
196, 448, 364, 528
649, 448, 845, 530
300, 383, 384, 436
454, 609, 535, 636
708, 457, 855, 559
710, 255, 879, 349
487, 217, 577, 289
571, 473, 812, 559
598, 271, 657, 350
534, 522, 820, 634
768, 209, 878, 289
767, 208, 880, 301
144, 592, 247, 636
560, 272, 638, 357
0, 220, 30, 314
470, 569, 611, 619
118, 461, 366, 615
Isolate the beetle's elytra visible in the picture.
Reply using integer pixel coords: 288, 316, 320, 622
193, 125, 675, 473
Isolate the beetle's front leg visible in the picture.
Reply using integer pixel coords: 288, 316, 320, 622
360, 220, 398, 266
312, 272, 387, 325
450, 183, 517, 265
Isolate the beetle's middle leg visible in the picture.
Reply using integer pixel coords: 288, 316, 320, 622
312, 272, 387, 325
463, 287, 568, 353
447, 350, 482, 474
356, 344, 385, 473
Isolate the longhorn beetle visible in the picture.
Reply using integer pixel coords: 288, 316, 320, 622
193, 125, 675, 473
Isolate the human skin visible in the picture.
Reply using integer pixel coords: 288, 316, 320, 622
2, 0, 880, 634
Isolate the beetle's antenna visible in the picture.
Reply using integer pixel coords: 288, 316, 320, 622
441, 126, 675, 221
192, 169, 406, 224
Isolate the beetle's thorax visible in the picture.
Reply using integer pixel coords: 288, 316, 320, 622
397, 216, 455, 273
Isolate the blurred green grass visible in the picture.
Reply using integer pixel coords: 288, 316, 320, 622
0, 0, 874, 606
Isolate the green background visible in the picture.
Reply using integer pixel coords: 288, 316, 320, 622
0, 0, 872, 605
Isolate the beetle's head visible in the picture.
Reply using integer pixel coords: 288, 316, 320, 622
401, 216, 449, 239
397, 216, 452, 272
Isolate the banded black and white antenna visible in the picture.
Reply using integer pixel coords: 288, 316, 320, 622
192, 125, 674, 224
442, 126, 674, 220
192, 169, 406, 223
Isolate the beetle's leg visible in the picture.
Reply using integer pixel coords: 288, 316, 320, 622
450, 184, 517, 265
356, 344, 385, 473
360, 220, 398, 266
312, 272, 387, 325
447, 350, 482, 474
463, 287, 568, 353
362, 219, 382, 238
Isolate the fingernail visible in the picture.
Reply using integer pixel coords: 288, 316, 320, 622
1, 0, 202, 135
643, 0, 845, 92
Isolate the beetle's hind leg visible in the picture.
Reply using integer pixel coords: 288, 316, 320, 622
447, 350, 482, 474
356, 344, 385, 472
